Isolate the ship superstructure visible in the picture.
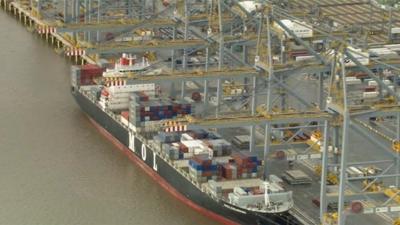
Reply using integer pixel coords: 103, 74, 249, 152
102, 53, 151, 78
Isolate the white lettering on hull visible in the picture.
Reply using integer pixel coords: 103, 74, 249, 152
128, 131, 135, 152
153, 153, 158, 171
129, 131, 157, 171
141, 143, 147, 161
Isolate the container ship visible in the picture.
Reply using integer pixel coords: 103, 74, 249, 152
71, 54, 298, 225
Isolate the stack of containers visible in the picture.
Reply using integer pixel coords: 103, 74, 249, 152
89, 86, 102, 100
180, 140, 206, 158
159, 130, 228, 160
103, 84, 154, 111
154, 131, 181, 144
189, 155, 218, 183
80, 64, 104, 85
222, 152, 263, 180
164, 143, 189, 160
181, 130, 221, 141
232, 135, 250, 149
232, 151, 263, 179
202, 139, 232, 157
208, 180, 223, 198
185, 129, 208, 139
71, 64, 104, 87
181, 133, 195, 141
129, 96, 193, 127
161, 142, 204, 160
221, 163, 239, 179
163, 144, 181, 160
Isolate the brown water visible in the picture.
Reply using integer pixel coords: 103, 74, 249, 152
0, 11, 218, 225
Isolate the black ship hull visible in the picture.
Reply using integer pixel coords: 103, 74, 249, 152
72, 90, 299, 225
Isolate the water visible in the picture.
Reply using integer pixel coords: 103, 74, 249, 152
0, 11, 218, 225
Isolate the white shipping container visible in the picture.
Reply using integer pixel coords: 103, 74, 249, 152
383, 79, 392, 85
368, 81, 378, 86
391, 27, 400, 34
107, 84, 155, 94
195, 148, 208, 155
363, 91, 379, 99
384, 44, 400, 51
295, 55, 315, 61
234, 187, 247, 196
344, 47, 370, 67
80, 85, 102, 91
345, 77, 362, 85
181, 133, 194, 141
346, 166, 364, 177
181, 140, 204, 152
382, 86, 395, 95
269, 174, 284, 184
108, 92, 132, 98
107, 98, 130, 105
238, 1, 262, 14
109, 90, 155, 99
183, 152, 194, 159
368, 80, 392, 87
275, 19, 313, 39
106, 101, 130, 110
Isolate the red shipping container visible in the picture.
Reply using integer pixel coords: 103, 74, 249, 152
162, 0, 170, 7
245, 162, 257, 169
81, 64, 104, 76
222, 164, 238, 179
202, 171, 213, 177
355, 72, 368, 79
192, 155, 212, 166
237, 167, 243, 176
232, 155, 249, 166
80, 64, 103, 85
179, 143, 189, 153
253, 189, 264, 195
365, 86, 376, 92
165, 111, 173, 118
192, 92, 201, 102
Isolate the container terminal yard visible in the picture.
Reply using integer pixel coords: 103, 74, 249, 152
2, 0, 400, 224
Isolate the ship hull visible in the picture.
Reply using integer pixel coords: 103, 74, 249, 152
72, 90, 298, 225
